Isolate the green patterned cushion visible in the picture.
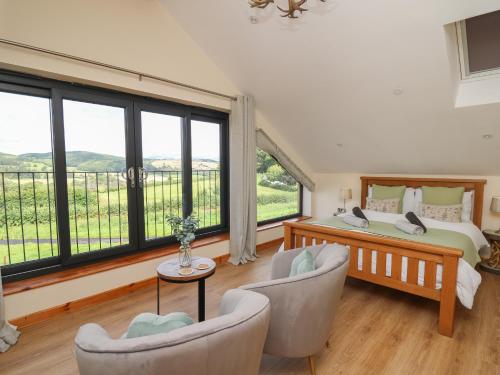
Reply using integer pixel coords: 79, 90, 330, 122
289, 249, 315, 277
124, 312, 194, 339
422, 186, 464, 205
372, 185, 406, 213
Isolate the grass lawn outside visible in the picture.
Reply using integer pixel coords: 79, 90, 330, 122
1, 173, 300, 266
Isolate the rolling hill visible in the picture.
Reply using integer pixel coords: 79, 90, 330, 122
0, 151, 219, 172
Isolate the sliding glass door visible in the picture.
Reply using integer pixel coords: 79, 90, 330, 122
135, 104, 186, 247
0, 71, 228, 281
0, 85, 58, 268
191, 119, 223, 229
134, 105, 228, 249
62, 96, 137, 256
56, 91, 138, 264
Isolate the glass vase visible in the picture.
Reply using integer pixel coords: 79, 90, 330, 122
178, 245, 192, 268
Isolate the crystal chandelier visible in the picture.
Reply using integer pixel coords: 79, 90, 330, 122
249, 0, 326, 19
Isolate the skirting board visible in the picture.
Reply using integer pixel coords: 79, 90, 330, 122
9, 237, 284, 329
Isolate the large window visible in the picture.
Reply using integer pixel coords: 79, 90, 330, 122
0, 71, 228, 280
256, 148, 302, 224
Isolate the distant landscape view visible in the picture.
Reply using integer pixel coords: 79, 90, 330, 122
0, 149, 299, 265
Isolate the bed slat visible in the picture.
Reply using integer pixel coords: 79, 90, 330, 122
305, 236, 313, 246
407, 258, 419, 285
295, 234, 303, 248
424, 261, 437, 289
392, 254, 402, 281
376, 251, 386, 277
362, 248, 372, 273
349, 246, 358, 274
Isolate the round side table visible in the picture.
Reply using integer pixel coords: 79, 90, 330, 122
156, 256, 216, 321
481, 230, 500, 275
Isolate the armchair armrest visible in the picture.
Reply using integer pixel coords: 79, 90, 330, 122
75, 323, 112, 352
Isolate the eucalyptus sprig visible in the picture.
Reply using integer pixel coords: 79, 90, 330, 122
166, 215, 199, 249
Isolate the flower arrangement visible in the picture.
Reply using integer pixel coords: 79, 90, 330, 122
167, 215, 199, 249
166, 215, 199, 267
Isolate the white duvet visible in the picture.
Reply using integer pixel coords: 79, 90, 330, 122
310, 211, 488, 309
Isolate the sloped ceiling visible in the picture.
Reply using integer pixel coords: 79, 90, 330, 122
162, 0, 500, 175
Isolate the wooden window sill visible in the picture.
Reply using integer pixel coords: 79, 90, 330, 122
257, 216, 311, 232
3, 216, 310, 296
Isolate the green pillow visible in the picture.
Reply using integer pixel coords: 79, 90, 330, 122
289, 249, 315, 277
422, 186, 464, 205
372, 185, 406, 213
123, 312, 194, 339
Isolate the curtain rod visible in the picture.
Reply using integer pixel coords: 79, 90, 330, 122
0, 38, 238, 101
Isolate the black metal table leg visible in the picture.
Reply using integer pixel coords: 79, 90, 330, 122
157, 277, 160, 315
198, 278, 205, 322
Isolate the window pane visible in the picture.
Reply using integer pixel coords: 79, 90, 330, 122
256, 148, 300, 222
191, 120, 221, 228
141, 111, 183, 240
465, 10, 500, 73
0, 91, 58, 265
63, 99, 128, 253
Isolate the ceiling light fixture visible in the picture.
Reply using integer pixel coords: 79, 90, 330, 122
482, 134, 494, 140
393, 88, 403, 96
249, 0, 326, 19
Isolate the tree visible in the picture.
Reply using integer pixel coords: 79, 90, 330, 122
256, 148, 276, 173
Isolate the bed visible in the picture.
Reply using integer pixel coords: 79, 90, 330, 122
283, 177, 487, 337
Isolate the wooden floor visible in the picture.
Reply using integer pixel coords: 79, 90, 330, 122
1, 245, 499, 375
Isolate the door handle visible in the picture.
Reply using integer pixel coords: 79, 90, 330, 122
138, 167, 148, 189
122, 167, 135, 188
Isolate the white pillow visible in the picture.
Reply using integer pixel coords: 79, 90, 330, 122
402, 188, 416, 214
367, 186, 415, 214
415, 188, 423, 215
462, 191, 474, 223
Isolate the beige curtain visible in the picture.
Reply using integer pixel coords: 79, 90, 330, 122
229, 96, 257, 265
0, 269, 20, 352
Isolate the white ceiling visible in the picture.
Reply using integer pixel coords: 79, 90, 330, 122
162, 0, 500, 175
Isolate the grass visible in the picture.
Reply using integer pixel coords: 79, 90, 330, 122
0, 172, 299, 265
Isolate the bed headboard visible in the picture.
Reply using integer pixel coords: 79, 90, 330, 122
360, 176, 487, 228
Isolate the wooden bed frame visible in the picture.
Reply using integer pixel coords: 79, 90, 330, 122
283, 177, 486, 337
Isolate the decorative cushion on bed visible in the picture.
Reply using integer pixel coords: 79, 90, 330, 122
421, 203, 463, 223
123, 312, 194, 339
366, 198, 400, 214
372, 185, 406, 213
289, 249, 315, 277
422, 186, 465, 206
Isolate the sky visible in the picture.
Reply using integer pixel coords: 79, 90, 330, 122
0, 91, 220, 161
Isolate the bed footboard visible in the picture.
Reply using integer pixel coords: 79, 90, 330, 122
284, 222, 462, 337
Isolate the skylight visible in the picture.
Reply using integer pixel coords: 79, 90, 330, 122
457, 10, 500, 79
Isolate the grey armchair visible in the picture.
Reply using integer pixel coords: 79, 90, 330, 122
74, 289, 270, 375
240, 243, 349, 375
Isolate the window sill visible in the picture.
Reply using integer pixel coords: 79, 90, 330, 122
257, 215, 311, 232
3, 233, 228, 296
3, 216, 310, 296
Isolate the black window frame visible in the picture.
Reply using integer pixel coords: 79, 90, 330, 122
256, 151, 303, 226
0, 70, 229, 282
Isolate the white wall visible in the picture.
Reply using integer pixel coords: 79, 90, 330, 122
0, 0, 306, 320
438, 0, 500, 24
313, 173, 500, 230
0, 0, 237, 110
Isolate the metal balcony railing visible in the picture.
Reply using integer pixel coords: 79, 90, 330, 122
0, 170, 221, 266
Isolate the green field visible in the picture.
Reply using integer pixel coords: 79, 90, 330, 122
0, 153, 299, 265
